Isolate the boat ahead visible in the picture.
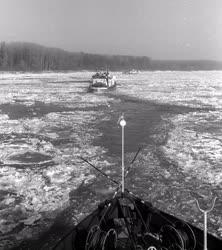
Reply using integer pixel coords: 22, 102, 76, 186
53, 117, 222, 250
123, 69, 140, 75
88, 71, 116, 92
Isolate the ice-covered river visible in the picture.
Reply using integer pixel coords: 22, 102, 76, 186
0, 71, 222, 249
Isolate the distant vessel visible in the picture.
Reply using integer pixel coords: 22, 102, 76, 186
88, 71, 117, 92
123, 69, 140, 74
53, 116, 222, 250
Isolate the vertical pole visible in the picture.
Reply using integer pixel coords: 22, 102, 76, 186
119, 117, 126, 194
122, 124, 124, 193
204, 212, 207, 250
195, 197, 217, 250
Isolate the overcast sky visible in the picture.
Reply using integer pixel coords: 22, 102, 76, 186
1, 0, 222, 60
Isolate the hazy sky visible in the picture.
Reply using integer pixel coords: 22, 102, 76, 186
1, 0, 222, 60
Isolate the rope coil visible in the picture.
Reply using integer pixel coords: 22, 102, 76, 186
85, 225, 117, 250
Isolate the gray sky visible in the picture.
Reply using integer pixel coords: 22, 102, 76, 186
1, 0, 222, 60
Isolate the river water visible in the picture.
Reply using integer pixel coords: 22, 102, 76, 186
0, 71, 222, 249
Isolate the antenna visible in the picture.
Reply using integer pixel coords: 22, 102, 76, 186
119, 114, 126, 193
195, 197, 217, 250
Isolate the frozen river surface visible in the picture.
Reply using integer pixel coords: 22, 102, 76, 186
0, 71, 222, 249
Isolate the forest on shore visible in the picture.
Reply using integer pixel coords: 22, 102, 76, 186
0, 42, 151, 71
0, 41, 222, 71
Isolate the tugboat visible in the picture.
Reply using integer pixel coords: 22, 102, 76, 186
88, 71, 116, 92
53, 116, 222, 250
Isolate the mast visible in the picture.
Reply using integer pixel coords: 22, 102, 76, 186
119, 115, 126, 193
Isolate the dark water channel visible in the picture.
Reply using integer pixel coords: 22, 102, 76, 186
12, 94, 220, 249
95, 94, 198, 156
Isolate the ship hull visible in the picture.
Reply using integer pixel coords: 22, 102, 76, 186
53, 192, 222, 250
89, 71, 117, 93
88, 83, 116, 93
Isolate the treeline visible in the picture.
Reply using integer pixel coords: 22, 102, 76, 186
0, 42, 151, 71
1, 42, 222, 71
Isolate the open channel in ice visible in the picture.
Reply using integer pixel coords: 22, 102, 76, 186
117, 71, 222, 185
0, 72, 117, 248
117, 71, 222, 237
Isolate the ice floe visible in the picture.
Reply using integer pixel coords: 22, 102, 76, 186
0, 72, 114, 248
1, 71, 222, 248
